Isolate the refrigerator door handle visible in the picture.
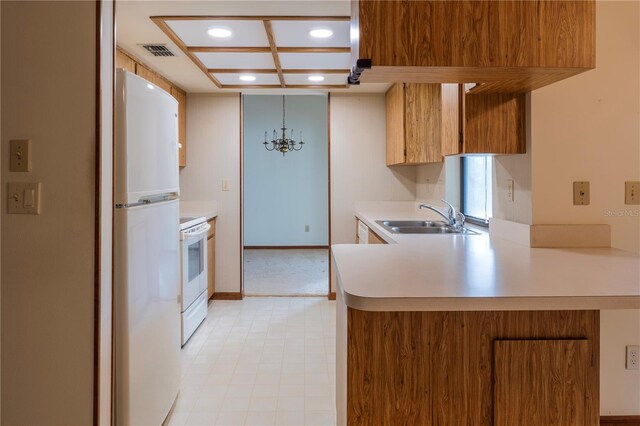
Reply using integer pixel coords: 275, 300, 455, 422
115, 192, 178, 209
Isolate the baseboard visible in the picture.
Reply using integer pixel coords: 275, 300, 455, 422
244, 245, 329, 250
212, 292, 243, 300
601, 416, 640, 425
328, 292, 336, 300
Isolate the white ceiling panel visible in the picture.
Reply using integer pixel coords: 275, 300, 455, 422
279, 52, 351, 70
194, 52, 275, 69
166, 20, 269, 47
271, 20, 350, 47
284, 73, 347, 85
214, 73, 281, 86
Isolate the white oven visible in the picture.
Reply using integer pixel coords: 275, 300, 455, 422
179, 216, 210, 345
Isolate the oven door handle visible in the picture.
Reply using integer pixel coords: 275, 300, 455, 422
183, 224, 211, 241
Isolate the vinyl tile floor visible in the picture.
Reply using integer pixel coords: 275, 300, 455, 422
167, 297, 337, 426
243, 249, 329, 296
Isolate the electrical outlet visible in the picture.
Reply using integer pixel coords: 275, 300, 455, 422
625, 181, 640, 205
573, 181, 590, 205
507, 179, 514, 202
626, 345, 639, 370
10, 139, 32, 172
305, 225, 310, 232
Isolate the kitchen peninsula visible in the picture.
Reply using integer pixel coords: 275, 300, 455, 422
333, 203, 640, 426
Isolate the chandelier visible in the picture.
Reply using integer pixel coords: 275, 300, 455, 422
263, 95, 305, 156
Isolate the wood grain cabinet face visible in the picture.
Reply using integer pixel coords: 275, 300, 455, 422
385, 83, 460, 165
353, 0, 595, 93
494, 339, 591, 426
462, 92, 526, 155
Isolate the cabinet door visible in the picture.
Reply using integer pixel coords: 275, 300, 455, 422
116, 49, 136, 73
367, 229, 386, 244
385, 83, 406, 165
207, 235, 215, 299
171, 87, 187, 168
405, 83, 442, 163
494, 339, 591, 426
463, 92, 526, 154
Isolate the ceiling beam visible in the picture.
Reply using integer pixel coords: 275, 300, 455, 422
151, 15, 350, 21
208, 69, 350, 74
262, 20, 286, 88
189, 46, 350, 54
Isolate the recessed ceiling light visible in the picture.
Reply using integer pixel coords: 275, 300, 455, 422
207, 28, 232, 38
239, 75, 257, 82
308, 75, 325, 82
309, 29, 333, 38
146, 83, 154, 90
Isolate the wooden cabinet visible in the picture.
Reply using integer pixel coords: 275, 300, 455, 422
115, 49, 136, 73
367, 229, 386, 245
461, 91, 526, 155
386, 83, 459, 165
344, 309, 599, 425
207, 218, 216, 300
116, 48, 188, 167
494, 339, 591, 426
171, 87, 187, 167
351, 0, 595, 93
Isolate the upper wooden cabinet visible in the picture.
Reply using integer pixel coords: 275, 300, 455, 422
462, 92, 526, 155
386, 83, 526, 159
116, 48, 188, 167
386, 83, 459, 165
351, 0, 595, 93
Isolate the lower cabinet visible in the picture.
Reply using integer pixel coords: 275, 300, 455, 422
344, 310, 598, 425
367, 229, 386, 245
207, 218, 216, 300
494, 339, 591, 426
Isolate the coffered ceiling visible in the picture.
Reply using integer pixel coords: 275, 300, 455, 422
116, 1, 389, 94
152, 15, 352, 89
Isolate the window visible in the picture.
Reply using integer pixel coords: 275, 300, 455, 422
461, 156, 493, 226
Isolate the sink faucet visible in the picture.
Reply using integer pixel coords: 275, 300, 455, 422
419, 200, 466, 229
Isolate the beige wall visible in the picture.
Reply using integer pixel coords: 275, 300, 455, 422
531, 1, 640, 253
1, 1, 96, 424
180, 94, 241, 294
529, 2, 640, 415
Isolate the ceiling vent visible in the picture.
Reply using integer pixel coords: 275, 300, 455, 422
140, 44, 175, 57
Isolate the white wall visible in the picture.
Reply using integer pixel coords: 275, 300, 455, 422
330, 94, 417, 247
1, 1, 96, 423
244, 95, 328, 246
180, 94, 241, 294
528, 1, 640, 414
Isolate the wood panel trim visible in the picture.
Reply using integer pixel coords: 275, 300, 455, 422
239, 94, 244, 298
327, 93, 332, 299
212, 292, 243, 300
190, 46, 350, 54
262, 20, 285, 87
328, 292, 336, 301
601, 416, 640, 425
244, 245, 329, 250
151, 15, 351, 21
207, 68, 350, 74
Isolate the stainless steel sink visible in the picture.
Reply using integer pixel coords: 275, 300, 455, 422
375, 220, 479, 235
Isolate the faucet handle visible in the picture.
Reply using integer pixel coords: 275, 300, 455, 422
440, 199, 456, 216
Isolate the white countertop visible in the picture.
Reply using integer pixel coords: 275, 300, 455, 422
332, 201, 640, 311
179, 200, 218, 221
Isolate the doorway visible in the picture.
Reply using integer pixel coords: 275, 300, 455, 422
242, 94, 330, 296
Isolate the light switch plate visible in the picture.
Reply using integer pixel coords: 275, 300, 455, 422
7, 182, 41, 214
573, 181, 590, 205
625, 181, 640, 205
10, 139, 32, 172
222, 179, 230, 191
507, 179, 515, 202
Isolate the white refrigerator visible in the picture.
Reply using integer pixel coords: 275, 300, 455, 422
114, 70, 181, 425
